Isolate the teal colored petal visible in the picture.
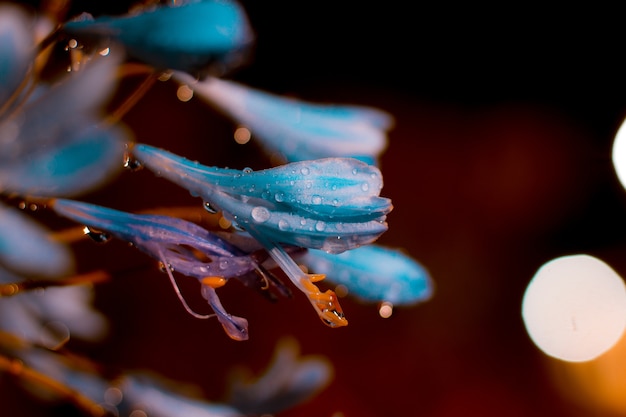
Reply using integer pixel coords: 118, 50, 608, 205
303, 245, 434, 305
175, 73, 392, 163
0, 203, 73, 278
0, 4, 33, 106
62, 0, 254, 76
0, 125, 127, 197
131, 144, 391, 252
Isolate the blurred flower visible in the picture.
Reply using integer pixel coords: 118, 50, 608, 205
174, 72, 393, 165
226, 337, 333, 415
0, 203, 72, 279
131, 144, 393, 327
61, 0, 254, 77
0, 3, 124, 352
0, 266, 107, 348
0, 5, 33, 107
15, 336, 331, 417
302, 244, 434, 306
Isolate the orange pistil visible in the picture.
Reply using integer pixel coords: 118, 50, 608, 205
201, 276, 227, 288
301, 275, 348, 328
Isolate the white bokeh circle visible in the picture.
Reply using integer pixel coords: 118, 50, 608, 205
522, 254, 626, 362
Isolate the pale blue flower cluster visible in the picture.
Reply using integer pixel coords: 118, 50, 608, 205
0, 0, 433, 415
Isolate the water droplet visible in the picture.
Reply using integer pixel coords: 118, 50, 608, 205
315, 221, 326, 231
83, 226, 111, 243
278, 219, 290, 231
123, 153, 143, 171
311, 195, 322, 205
275, 192, 285, 202
219, 260, 229, 270
203, 201, 218, 214
332, 199, 339, 206
300, 167, 310, 175
251, 206, 271, 223
361, 182, 370, 191
305, 181, 313, 189
243, 167, 253, 174
352, 168, 358, 175
379, 301, 394, 318
158, 262, 173, 273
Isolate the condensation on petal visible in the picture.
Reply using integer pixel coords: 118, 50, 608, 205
0, 203, 73, 278
131, 144, 392, 222
0, 4, 33, 105
1, 124, 127, 197
303, 245, 433, 305
62, 0, 254, 76
175, 73, 391, 162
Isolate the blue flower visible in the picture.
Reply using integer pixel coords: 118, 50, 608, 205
0, 46, 127, 198
226, 337, 333, 415
16, 337, 331, 417
51, 198, 298, 340
0, 266, 108, 347
302, 244, 434, 306
174, 72, 393, 164
0, 5, 33, 107
61, 0, 254, 77
130, 144, 393, 327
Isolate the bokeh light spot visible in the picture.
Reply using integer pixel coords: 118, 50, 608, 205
612, 117, 626, 190
522, 254, 626, 362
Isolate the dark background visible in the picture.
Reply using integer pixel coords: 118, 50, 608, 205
5, 1, 626, 416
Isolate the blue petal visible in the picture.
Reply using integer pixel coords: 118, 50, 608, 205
51, 198, 261, 280
174, 73, 392, 163
0, 271, 107, 346
0, 4, 33, 106
0, 125, 127, 197
62, 0, 254, 76
131, 144, 391, 253
303, 245, 434, 305
0, 52, 122, 157
0, 203, 73, 278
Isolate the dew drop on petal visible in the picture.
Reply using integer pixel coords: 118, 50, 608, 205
83, 226, 111, 243
251, 206, 270, 223
379, 301, 394, 318
278, 219, 290, 231
315, 221, 326, 231
275, 192, 285, 202
361, 182, 370, 192
312, 195, 322, 205
219, 260, 229, 270
243, 167, 253, 174
203, 201, 218, 214
301, 167, 310, 175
